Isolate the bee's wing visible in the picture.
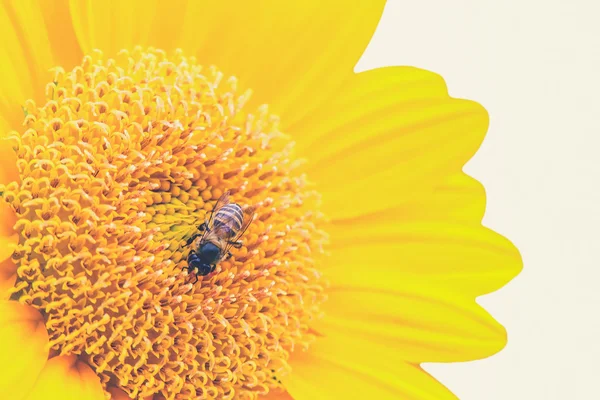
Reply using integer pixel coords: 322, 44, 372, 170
223, 206, 256, 256
235, 207, 256, 242
200, 190, 231, 240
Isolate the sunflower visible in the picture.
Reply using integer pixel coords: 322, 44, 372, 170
0, 1, 522, 400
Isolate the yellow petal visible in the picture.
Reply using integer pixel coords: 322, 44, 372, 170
185, 0, 387, 124
0, 235, 18, 299
106, 387, 134, 400
0, 1, 56, 128
0, 113, 18, 299
296, 67, 488, 219
0, 131, 18, 236
68, 0, 163, 57
69, 1, 386, 125
285, 340, 456, 400
25, 355, 104, 400
333, 172, 487, 230
314, 287, 507, 363
326, 171, 487, 227
394, 172, 487, 224
105, 387, 152, 400
65, 0, 209, 57
0, 301, 49, 399
0, 193, 17, 238
0, 259, 17, 300
326, 220, 522, 296
40, 0, 83, 69
0, 52, 21, 300
260, 389, 294, 400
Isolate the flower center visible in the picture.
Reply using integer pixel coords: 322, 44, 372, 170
1, 48, 327, 399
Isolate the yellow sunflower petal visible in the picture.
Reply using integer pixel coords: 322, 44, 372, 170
295, 67, 488, 219
0, 1, 56, 127
0, 184, 17, 237
0, 118, 17, 299
0, 301, 49, 399
285, 340, 456, 400
184, 0, 387, 123
105, 387, 153, 400
260, 389, 294, 400
39, 0, 83, 69
314, 287, 507, 363
25, 355, 104, 400
0, 134, 18, 236
0, 259, 17, 300
68, 0, 161, 57
0, 235, 18, 298
106, 387, 136, 400
398, 172, 487, 224
326, 220, 522, 296
67, 1, 386, 126
329, 171, 487, 227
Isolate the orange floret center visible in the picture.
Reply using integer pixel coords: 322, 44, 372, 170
1, 47, 327, 400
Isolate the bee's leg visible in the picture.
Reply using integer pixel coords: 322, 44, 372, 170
185, 233, 199, 246
229, 240, 243, 249
209, 264, 217, 273
186, 222, 209, 245
225, 251, 233, 260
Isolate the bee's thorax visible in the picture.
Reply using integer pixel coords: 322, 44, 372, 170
197, 241, 221, 264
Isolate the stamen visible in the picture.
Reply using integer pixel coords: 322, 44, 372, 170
0, 47, 327, 400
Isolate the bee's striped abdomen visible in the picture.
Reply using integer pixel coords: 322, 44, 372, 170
213, 203, 244, 238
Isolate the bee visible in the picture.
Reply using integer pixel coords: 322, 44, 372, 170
184, 191, 255, 283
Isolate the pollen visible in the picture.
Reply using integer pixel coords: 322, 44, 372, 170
1, 48, 327, 400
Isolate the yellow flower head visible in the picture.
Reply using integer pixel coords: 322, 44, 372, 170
0, 1, 522, 400
3, 48, 326, 399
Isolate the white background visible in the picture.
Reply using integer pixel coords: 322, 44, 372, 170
357, 1, 600, 399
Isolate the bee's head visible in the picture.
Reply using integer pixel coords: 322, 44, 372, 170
187, 252, 214, 276
189, 258, 214, 276
199, 242, 220, 263
186, 242, 220, 277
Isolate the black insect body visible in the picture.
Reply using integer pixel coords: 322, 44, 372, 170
184, 192, 255, 283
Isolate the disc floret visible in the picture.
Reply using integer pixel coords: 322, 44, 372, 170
1, 47, 327, 399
